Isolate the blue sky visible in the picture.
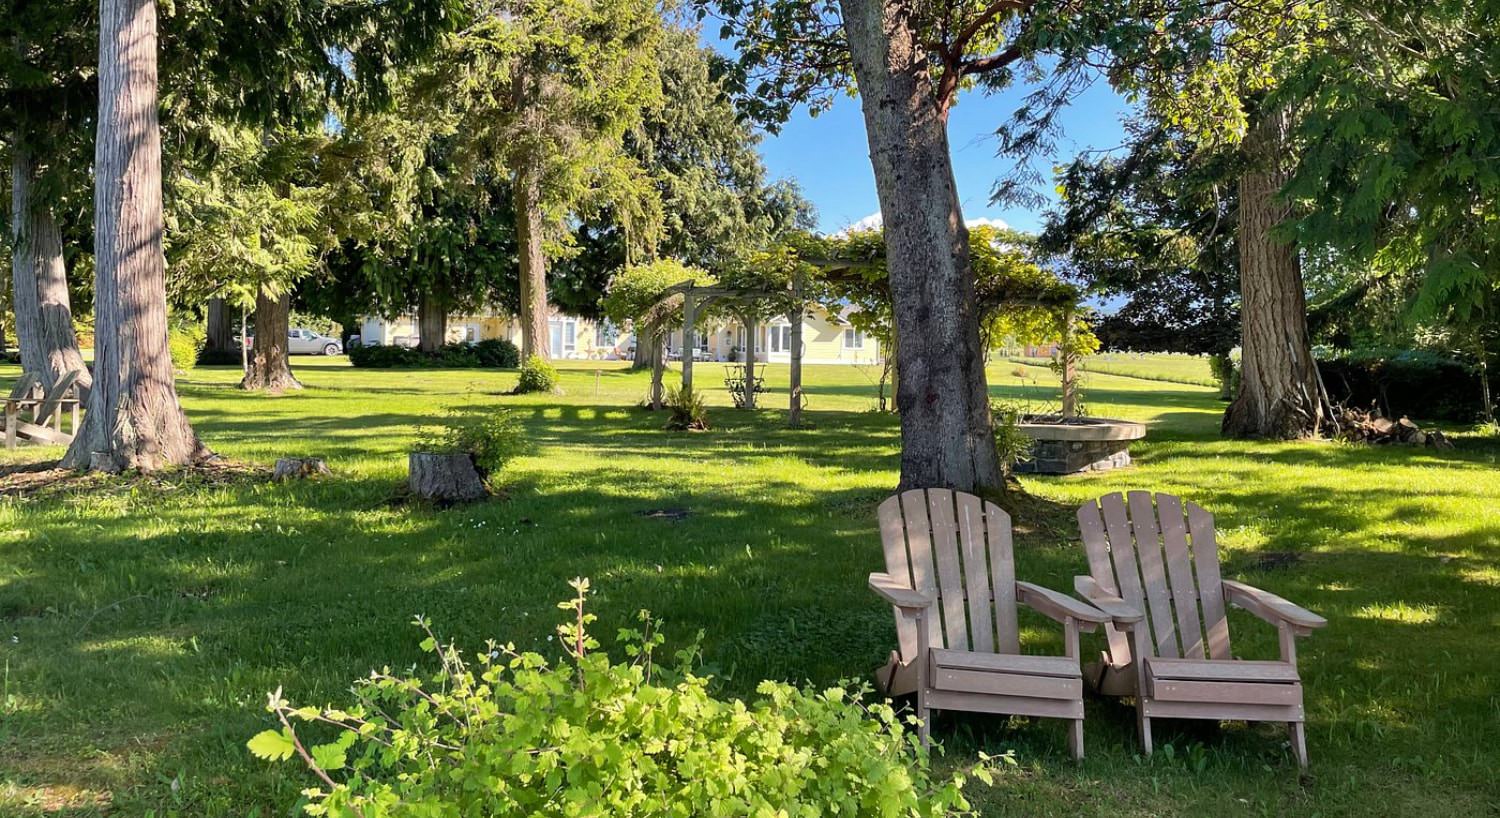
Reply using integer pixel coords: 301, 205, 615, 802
751, 80, 1134, 236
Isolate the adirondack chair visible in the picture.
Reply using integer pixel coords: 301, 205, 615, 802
4, 370, 84, 449
870, 488, 1110, 758
1072, 491, 1328, 767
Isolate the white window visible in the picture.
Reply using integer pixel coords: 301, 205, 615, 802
769, 325, 791, 353
548, 319, 577, 355
844, 328, 865, 349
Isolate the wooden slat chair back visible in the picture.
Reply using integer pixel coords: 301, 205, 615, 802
5, 370, 84, 449
871, 488, 1109, 759
1074, 491, 1328, 767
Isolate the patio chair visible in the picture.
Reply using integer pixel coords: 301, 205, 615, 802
1072, 491, 1328, 767
870, 488, 1109, 758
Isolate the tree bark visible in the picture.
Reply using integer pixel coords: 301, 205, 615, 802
10, 145, 91, 395
63, 0, 209, 471
631, 325, 653, 370
408, 452, 488, 503
512, 150, 550, 362
239, 288, 301, 392
1222, 107, 1329, 439
418, 291, 447, 353
839, 0, 1001, 491
205, 296, 233, 353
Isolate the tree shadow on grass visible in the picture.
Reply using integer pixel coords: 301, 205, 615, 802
2, 391, 1497, 813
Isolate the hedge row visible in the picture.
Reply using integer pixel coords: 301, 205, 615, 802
349, 338, 520, 369
1319, 350, 1487, 422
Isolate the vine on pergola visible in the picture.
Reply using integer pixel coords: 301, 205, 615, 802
798, 225, 1094, 416
619, 224, 1093, 425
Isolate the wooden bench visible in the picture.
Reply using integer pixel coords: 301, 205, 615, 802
5, 370, 84, 448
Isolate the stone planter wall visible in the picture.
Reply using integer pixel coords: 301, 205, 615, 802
1016, 437, 1133, 474
1014, 417, 1146, 475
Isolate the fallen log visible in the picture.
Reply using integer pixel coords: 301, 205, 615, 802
1335, 404, 1454, 449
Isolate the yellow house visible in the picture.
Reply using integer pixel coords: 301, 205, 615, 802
358, 309, 620, 359
663, 305, 882, 365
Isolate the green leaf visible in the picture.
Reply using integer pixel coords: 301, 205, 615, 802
310, 741, 348, 771
247, 729, 296, 762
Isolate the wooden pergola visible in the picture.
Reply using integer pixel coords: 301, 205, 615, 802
648, 278, 809, 425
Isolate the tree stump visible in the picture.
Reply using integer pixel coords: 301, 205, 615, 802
274, 457, 330, 481
408, 452, 488, 503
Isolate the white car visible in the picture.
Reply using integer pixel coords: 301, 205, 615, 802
288, 328, 343, 355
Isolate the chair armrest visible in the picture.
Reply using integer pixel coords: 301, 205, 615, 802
1073, 576, 1145, 626
868, 573, 934, 611
1016, 581, 1109, 626
1223, 579, 1327, 631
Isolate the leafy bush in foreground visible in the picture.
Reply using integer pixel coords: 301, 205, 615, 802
250, 580, 992, 817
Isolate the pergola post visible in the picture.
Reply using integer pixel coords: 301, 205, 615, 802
1060, 306, 1078, 419
742, 313, 757, 410
681, 289, 696, 396
788, 279, 805, 426
650, 323, 666, 410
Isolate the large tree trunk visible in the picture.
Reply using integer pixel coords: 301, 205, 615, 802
240, 288, 301, 391
838, 0, 1001, 492
418, 292, 447, 353
64, 0, 209, 471
10, 145, 91, 395
1222, 108, 1328, 439
513, 150, 550, 361
205, 296, 233, 353
631, 324, 654, 370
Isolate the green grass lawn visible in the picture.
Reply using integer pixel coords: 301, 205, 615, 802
1007, 352, 1219, 387
1, 357, 1496, 816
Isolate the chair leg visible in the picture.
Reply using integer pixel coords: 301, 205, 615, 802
1137, 703, 1153, 756
917, 700, 930, 748
1068, 718, 1084, 761
1289, 721, 1308, 768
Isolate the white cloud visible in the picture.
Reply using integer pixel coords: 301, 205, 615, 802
965, 216, 1010, 231
842, 212, 884, 234
834, 212, 1009, 237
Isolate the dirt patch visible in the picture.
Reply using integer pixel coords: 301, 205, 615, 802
0, 457, 270, 499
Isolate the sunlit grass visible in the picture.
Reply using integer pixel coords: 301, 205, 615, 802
0, 356, 1496, 816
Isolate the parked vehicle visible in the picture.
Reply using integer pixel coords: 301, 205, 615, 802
289, 328, 343, 355
243, 328, 344, 355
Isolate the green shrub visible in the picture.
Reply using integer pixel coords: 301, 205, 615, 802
474, 338, 520, 368
438, 408, 525, 482
1320, 349, 1484, 421
168, 326, 204, 373
990, 401, 1034, 476
249, 581, 991, 818
1208, 353, 1239, 400
513, 355, 560, 394
436, 342, 481, 367
349, 341, 519, 370
197, 347, 243, 366
665, 384, 709, 430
